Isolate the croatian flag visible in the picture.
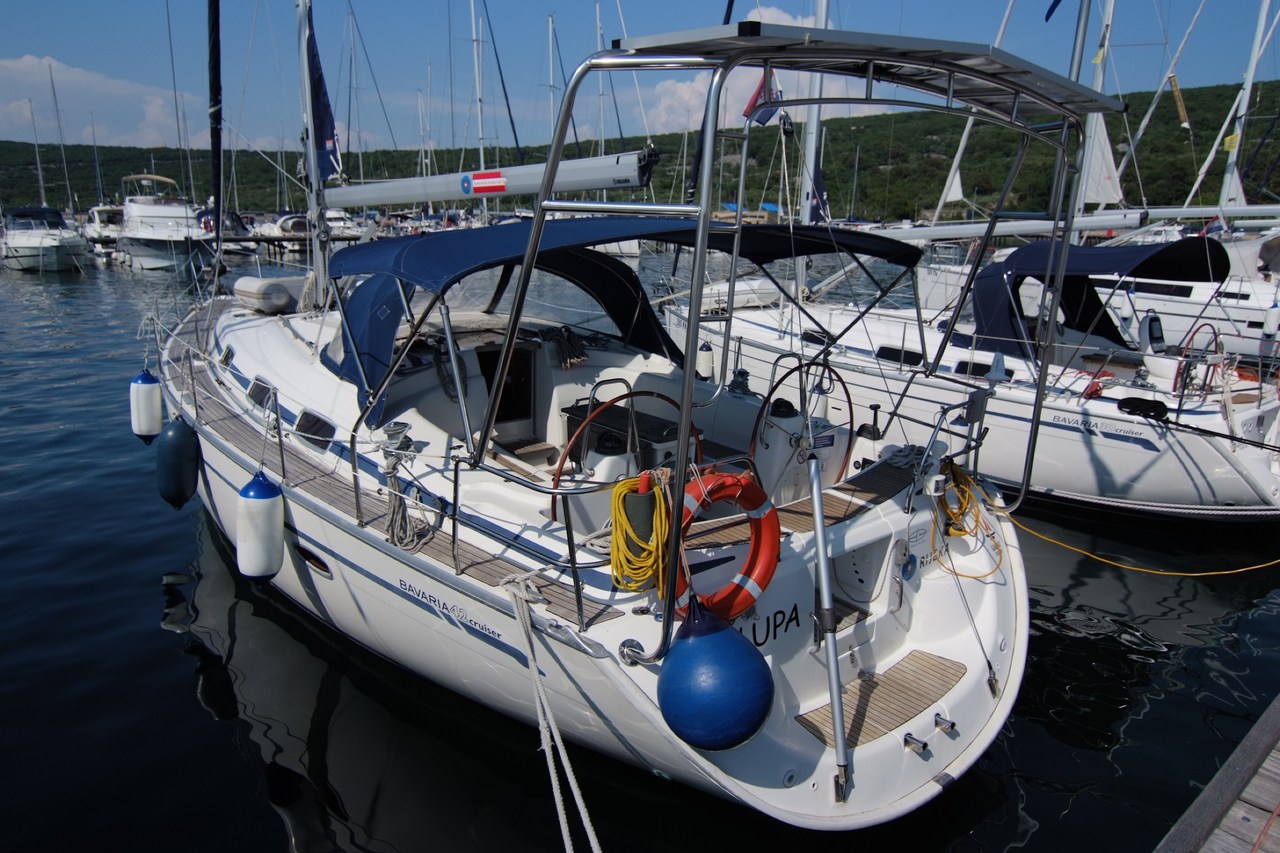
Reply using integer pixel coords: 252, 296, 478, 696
1199, 215, 1225, 236
743, 70, 782, 125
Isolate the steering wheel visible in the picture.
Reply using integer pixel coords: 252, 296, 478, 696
1176, 322, 1224, 396
550, 390, 703, 521
748, 360, 855, 483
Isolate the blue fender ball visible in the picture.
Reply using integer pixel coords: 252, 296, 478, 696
657, 595, 774, 751
156, 417, 201, 509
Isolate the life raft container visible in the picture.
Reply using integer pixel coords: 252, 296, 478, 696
675, 472, 781, 621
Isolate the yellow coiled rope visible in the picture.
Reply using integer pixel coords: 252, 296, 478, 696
609, 475, 670, 592
934, 459, 1004, 579
943, 461, 1280, 578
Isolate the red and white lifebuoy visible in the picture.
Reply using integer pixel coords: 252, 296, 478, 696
675, 472, 781, 621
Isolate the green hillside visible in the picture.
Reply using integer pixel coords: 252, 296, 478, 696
0, 81, 1275, 221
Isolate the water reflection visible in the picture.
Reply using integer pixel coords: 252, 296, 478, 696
163, 515, 588, 852
156, 466, 1280, 850
987, 505, 1280, 849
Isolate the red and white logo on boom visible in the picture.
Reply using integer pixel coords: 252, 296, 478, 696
461, 170, 507, 195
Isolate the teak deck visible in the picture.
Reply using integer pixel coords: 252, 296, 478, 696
797, 650, 966, 748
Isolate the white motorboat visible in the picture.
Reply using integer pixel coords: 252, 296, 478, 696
323, 207, 367, 240
82, 203, 123, 262
252, 212, 311, 256
117, 174, 216, 272
1, 206, 88, 273
129, 7, 1124, 831
669, 236, 1280, 520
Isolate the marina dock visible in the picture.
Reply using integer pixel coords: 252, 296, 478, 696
1157, 690, 1280, 851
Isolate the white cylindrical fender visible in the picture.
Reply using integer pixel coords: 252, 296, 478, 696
696, 340, 715, 380
130, 368, 163, 444
236, 471, 284, 579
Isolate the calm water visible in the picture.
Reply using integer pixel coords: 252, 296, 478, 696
3, 257, 1280, 852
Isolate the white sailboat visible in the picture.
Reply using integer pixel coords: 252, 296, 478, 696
665, 2, 1280, 522
132, 3, 1082, 830
914, 0, 1280, 362
671, 234, 1280, 520
1097, 0, 1280, 359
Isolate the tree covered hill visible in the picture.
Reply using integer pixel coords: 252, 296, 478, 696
0, 81, 1274, 222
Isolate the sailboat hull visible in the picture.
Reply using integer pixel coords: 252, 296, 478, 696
148, 237, 1029, 829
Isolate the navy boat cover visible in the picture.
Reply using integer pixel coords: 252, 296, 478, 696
968, 237, 1231, 357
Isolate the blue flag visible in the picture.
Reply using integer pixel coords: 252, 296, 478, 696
305, 6, 341, 183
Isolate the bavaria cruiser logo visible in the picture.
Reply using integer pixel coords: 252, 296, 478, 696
461, 170, 507, 195
398, 579, 503, 641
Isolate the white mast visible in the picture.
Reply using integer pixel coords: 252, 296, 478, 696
350, 11, 365, 188
91, 113, 104, 205
28, 100, 46, 209
549, 16, 556, 133
798, 0, 828, 226
596, 3, 607, 201
416, 89, 430, 215
417, 90, 427, 178
1074, 0, 1119, 220
470, 0, 488, 220
1219, 0, 1274, 208
597, 2, 605, 157
1182, 1, 1277, 208
1112, 0, 1207, 185
47, 64, 75, 214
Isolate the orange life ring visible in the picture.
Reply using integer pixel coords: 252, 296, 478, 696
674, 472, 781, 621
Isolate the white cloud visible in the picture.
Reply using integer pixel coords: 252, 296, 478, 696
745, 5, 817, 26
0, 55, 200, 149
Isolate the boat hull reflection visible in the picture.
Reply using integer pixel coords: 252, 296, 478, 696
165, 514, 604, 851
